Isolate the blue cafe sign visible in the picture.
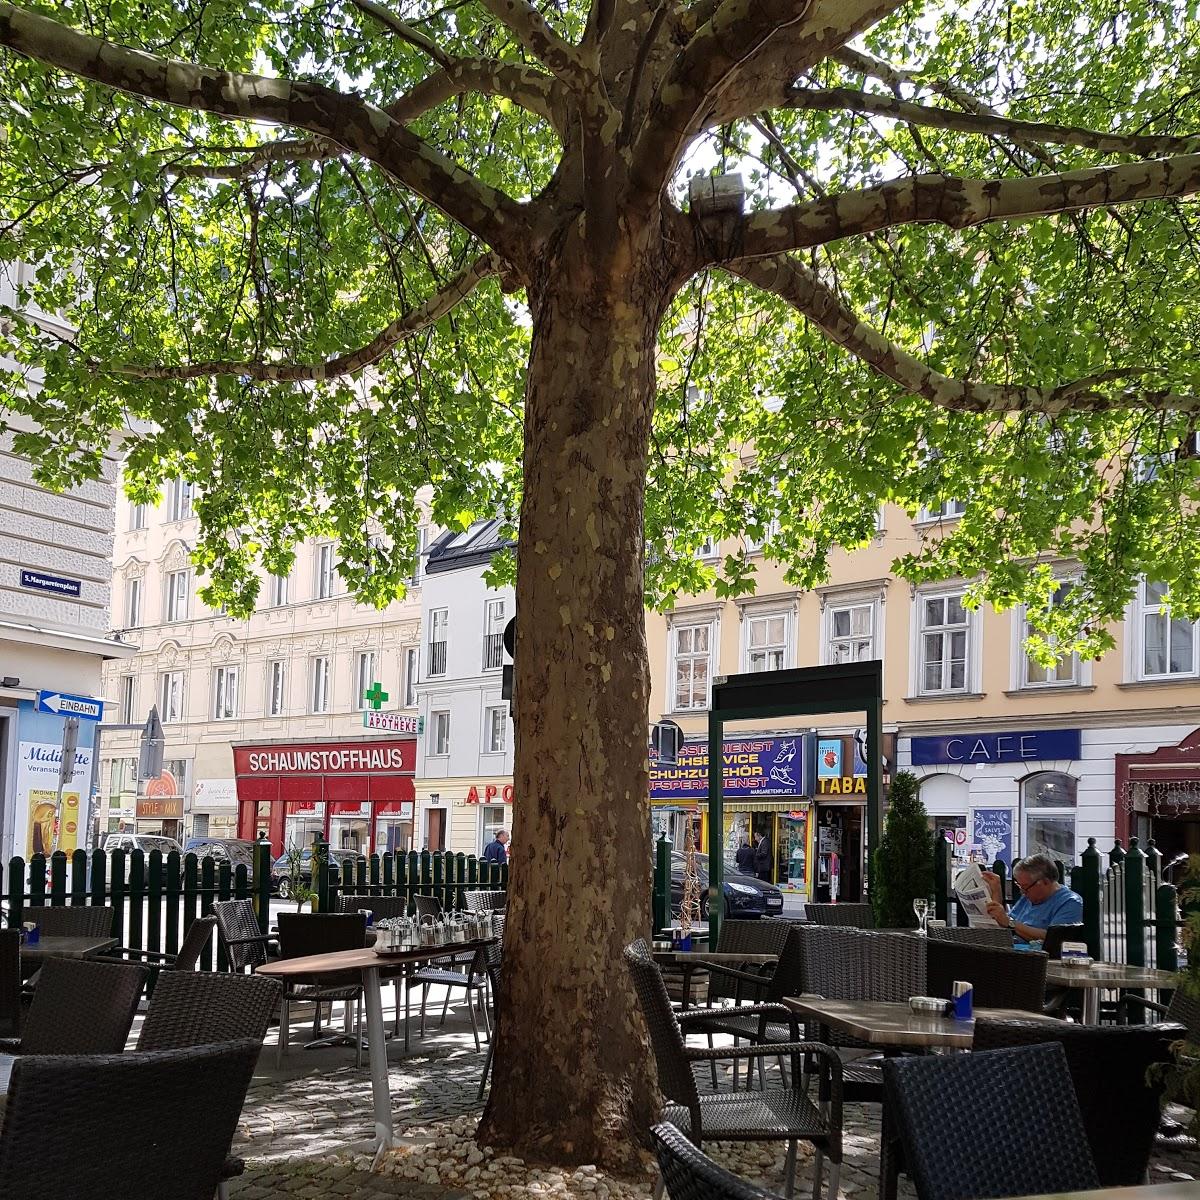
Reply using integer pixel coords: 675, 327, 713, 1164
911, 728, 1081, 766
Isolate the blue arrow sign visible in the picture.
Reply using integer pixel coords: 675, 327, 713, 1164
36, 691, 104, 721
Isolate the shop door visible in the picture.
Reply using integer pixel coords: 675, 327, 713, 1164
426, 808, 446, 852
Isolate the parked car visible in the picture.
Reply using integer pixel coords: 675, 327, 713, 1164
270, 847, 361, 898
182, 836, 258, 880
668, 851, 785, 920
99, 833, 184, 881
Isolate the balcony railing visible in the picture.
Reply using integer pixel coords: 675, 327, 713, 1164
427, 640, 447, 677
482, 633, 504, 670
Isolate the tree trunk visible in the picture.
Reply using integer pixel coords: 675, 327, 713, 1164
478, 243, 666, 1170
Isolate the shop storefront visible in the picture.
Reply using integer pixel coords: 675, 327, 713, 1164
191, 778, 238, 841
812, 734, 873, 901
136, 766, 186, 841
234, 738, 416, 857
1117, 727, 1200, 857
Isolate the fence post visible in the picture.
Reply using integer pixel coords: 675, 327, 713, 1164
653, 832, 671, 936
1156, 883, 1179, 972
1124, 837, 1147, 967
1145, 839, 1163, 883
1075, 838, 1102, 960
48, 852, 67, 905
7, 857, 24, 928
128, 849, 146, 953
255, 835, 272, 933
933, 836, 950, 923
313, 833, 330, 914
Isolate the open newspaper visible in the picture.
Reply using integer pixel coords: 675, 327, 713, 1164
952, 863, 997, 927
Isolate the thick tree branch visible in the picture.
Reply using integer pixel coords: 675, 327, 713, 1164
348, 0, 456, 69
728, 254, 1200, 414
386, 59, 566, 133
738, 87, 1200, 157
723, 155, 1200, 262
80, 253, 502, 382
0, 2, 532, 259
168, 137, 339, 179
476, 0, 591, 91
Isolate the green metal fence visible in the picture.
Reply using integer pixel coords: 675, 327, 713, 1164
933, 834, 1179, 969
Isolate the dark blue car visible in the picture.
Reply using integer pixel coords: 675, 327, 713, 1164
669, 851, 784, 920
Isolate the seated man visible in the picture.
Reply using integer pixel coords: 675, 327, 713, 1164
983, 853, 1083, 946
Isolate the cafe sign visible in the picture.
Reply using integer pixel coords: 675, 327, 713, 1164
910, 728, 1080, 766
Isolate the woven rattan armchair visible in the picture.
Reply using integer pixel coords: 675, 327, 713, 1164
881, 1042, 1098, 1200
109, 914, 216, 980
476, 912, 506, 1099
0, 929, 19, 1038
625, 939, 842, 1200
465, 890, 508, 913
652, 1121, 784, 1200
973, 1016, 1182, 1186
137, 969, 282, 1051
338, 894, 410, 919
212, 899, 278, 973
925, 938, 1048, 1011
927, 925, 1012, 949
1118, 983, 1200, 1039
20, 904, 113, 938
0, 1039, 261, 1200
0, 957, 146, 1055
1041, 924, 1087, 958
275, 912, 366, 1067
413, 893, 444, 918
803, 903, 873, 929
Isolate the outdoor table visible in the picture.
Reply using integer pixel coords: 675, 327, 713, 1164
1044, 961, 1178, 1025
652, 951, 778, 967
256, 937, 496, 1168
1009, 1184, 1200, 1200
19, 935, 118, 962
782, 996, 1058, 1050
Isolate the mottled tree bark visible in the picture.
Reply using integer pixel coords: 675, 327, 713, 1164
478, 227, 671, 1170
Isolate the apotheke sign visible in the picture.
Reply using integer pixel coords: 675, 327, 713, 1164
910, 728, 1080, 766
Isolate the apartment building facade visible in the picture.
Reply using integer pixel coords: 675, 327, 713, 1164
99, 484, 429, 856
413, 521, 514, 857
645, 504, 1200, 905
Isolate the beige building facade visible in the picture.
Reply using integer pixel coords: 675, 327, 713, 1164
99, 482, 429, 856
646, 504, 1200, 904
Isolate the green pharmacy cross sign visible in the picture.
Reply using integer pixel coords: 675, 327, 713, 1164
364, 682, 389, 711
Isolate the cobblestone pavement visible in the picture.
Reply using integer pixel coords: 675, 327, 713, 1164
227, 999, 1200, 1198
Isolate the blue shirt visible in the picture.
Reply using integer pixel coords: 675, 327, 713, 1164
1010, 884, 1083, 938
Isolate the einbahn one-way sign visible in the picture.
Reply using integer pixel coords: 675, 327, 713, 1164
36, 691, 104, 721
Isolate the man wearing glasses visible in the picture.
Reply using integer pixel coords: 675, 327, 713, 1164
983, 854, 1083, 946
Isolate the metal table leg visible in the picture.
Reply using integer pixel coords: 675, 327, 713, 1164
363, 965, 394, 1168
1082, 987, 1099, 1025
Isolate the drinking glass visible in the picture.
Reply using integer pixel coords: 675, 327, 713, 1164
912, 897, 929, 936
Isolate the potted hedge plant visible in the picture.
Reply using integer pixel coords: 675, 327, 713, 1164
871, 770, 934, 929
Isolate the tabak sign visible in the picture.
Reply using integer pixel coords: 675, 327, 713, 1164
233, 739, 416, 776
649, 738, 806, 800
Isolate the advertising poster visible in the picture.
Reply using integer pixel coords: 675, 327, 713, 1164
649, 737, 805, 800
817, 738, 843, 779
971, 808, 1015, 868
15, 741, 92, 858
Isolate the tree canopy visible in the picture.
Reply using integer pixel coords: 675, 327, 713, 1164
2, 0, 1199, 656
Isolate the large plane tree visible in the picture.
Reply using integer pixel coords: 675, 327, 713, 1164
3, 0, 1200, 1168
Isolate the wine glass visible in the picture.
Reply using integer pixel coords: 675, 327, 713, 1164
912, 897, 930, 936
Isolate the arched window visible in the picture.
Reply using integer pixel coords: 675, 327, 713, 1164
1021, 772, 1078, 862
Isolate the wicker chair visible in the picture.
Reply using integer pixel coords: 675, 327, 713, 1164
413, 893, 444, 918
212, 899, 278, 973
338, 894, 410, 920
652, 1121, 784, 1200
882, 1042, 1098, 1200
0, 957, 147, 1054
1118, 982, 1200, 1039
0, 929, 19, 1037
275, 912, 366, 1067
137, 969, 282, 1051
0, 1039, 261, 1200
109, 914, 217, 980
803, 903, 874, 929
465, 890, 508, 913
408, 932, 492, 1050
973, 1016, 1181, 1186
927, 925, 1012, 949
1041, 924, 1087, 958
925, 938, 1048, 1012
20, 904, 113, 938
476, 912, 506, 1099
625, 939, 842, 1200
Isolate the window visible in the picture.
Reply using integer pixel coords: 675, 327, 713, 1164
118, 674, 136, 723
670, 621, 714, 711
482, 599, 506, 670
918, 500, 966, 521
267, 660, 287, 716
310, 656, 331, 713
428, 608, 448, 677
354, 651, 377, 711
125, 576, 142, 628
1022, 772, 1078, 862
828, 602, 875, 664
129, 502, 147, 531
268, 573, 289, 607
158, 671, 185, 722
744, 520, 779, 555
696, 535, 718, 559
484, 705, 507, 753
165, 570, 190, 622
745, 612, 788, 672
168, 478, 194, 521
919, 592, 970, 694
411, 525, 430, 585
403, 646, 418, 707
480, 803, 506, 853
1022, 580, 1078, 687
430, 710, 451, 756
1140, 580, 1198, 678
212, 666, 239, 720
315, 544, 337, 599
